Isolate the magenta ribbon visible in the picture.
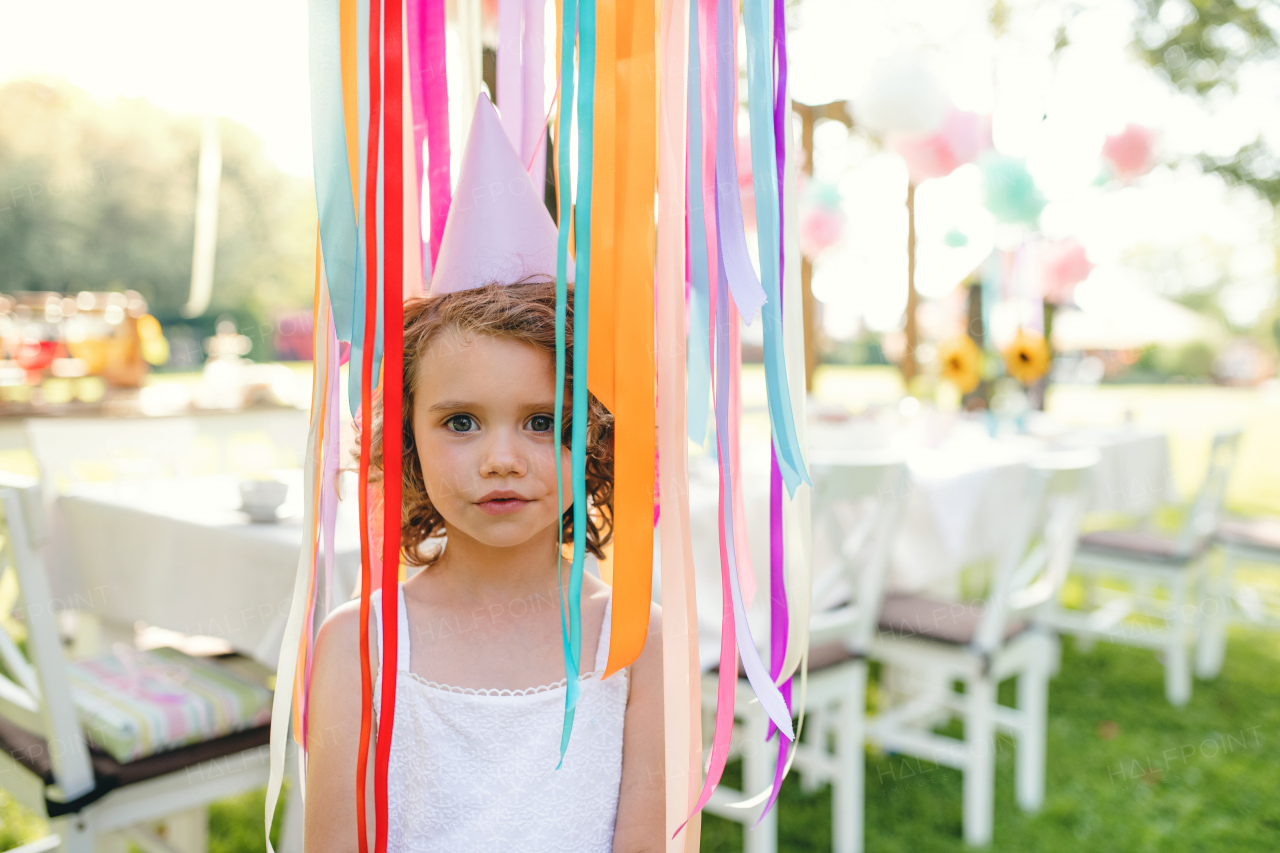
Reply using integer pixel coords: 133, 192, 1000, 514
759, 0, 792, 820
417, 0, 451, 268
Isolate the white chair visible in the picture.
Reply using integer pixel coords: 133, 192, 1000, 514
865, 450, 1097, 848
700, 452, 908, 853
1043, 428, 1241, 706
1195, 513, 1280, 678
24, 417, 200, 496
25, 416, 200, 634
0, 474, 302, 853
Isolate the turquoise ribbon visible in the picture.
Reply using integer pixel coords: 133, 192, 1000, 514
742, 0, 808, 495
553, 0, 584, 766
685, 1, 712, 447
307, 0, 358, 350
561, 0, 596, 762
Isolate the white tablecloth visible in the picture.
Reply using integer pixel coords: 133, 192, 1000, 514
54, 472, 361, 665
675, 415, 1170, 668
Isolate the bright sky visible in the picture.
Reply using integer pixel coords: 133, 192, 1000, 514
1, 0, 1275, 336
0, 0, 314, 175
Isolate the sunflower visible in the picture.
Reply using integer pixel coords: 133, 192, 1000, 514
1003, 328, 1051, 385
936, 335, 982, 394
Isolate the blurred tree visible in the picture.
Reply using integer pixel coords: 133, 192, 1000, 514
0, 79, 314, 356
1130, 0, 1280, 204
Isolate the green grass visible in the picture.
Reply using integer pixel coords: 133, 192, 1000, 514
10, 632, 1273, 851
699, 627, 1280, 852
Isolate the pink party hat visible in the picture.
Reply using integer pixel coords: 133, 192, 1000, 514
428, 93, 572, 296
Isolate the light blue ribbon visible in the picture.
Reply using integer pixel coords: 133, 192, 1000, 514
742, 0, 808, 495
553, 0, 584, 766
559, 0, 596, 763
307, 0, 358, 347
686, 1, 712, 448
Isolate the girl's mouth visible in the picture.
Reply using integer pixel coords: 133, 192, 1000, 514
476, 497, 531, 515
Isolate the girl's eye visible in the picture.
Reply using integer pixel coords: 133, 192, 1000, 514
445, 414, 476, 432
527, 414, 554, 433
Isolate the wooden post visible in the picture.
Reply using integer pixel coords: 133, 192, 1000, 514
902, 181, 919, 383
793, 100, 853, 391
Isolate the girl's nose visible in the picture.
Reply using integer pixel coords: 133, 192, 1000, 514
479, 430, 526, 478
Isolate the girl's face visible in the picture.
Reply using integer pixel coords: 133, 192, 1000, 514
411, 328, 571, 552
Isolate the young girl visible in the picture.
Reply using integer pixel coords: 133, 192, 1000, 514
303, 280, 665, 852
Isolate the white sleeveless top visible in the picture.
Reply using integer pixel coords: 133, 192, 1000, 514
370, 583, 628, 852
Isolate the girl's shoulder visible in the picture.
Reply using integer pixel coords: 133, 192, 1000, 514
313, 591, 388, 686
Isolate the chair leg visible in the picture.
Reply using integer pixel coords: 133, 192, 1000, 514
963, 675, 996, 847
833, 662, 866, 853
46, 815, 95, 853
743, 703, 777, 853
1196, 553, 1232, 679
1015, 636, 1051, 812
1164, 573, 1193, 707
160, 808, 208, 853
1076, 574, 1097, 653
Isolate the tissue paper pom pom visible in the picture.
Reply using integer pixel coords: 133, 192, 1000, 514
981, 155, 1046, 226
893, 109, 991, 184
1102, 124, 1156, 183
1039, 238, 1094, 305
799, 208, 844, 257
854, 55, 947, 136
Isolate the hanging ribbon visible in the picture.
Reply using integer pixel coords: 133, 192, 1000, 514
553, 0, 580, 762
760, 0, 792, 816
603, 0, 657, 679
684, 0, 711, 447
308, 0, 360, 350
742, 0, 807, 496
421, 0, 451, 267
265, 241, 333, 853
558, 0, 597, 761
657, 0, 700, 845
372, 0, 406, 847
586, 0, 616, 415
497, 0, 525, 148
522, 0, 548, 189
710, 0, 766, 326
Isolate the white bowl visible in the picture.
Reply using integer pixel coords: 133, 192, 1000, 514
240, 479, 288, 522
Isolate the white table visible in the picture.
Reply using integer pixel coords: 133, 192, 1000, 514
674, 415, 1170, 668
54, 472, 361, 665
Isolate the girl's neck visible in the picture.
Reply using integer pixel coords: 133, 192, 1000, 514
426, 525, 570, 602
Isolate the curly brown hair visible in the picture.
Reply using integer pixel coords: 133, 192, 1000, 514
361, 279, 614, 568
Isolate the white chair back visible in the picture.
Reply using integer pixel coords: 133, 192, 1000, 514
808, 450, 909, 655
25, 416, 199, 497
1175, 428, 1242, 553
0, 474, 96, 803
974, 449, 1099, 655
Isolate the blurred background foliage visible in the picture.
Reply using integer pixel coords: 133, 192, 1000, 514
1127, 0, 1280, 204
0, 78, 315, 361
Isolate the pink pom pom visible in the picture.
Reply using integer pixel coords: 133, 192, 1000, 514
800, 208, 844, 257
1101, 124, 1156, 183
1039, 238, 1094, 304
893, 108, 991, 184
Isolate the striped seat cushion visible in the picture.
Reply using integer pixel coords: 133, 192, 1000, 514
1218, 517, 1280, 554
66, 646, 273, 764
